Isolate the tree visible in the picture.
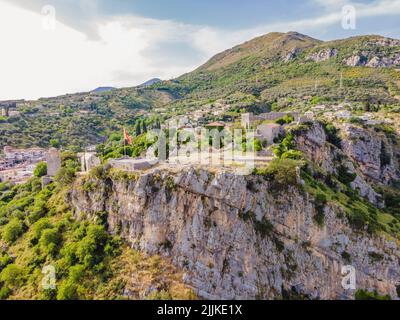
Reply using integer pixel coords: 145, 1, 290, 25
142, 121, 147, 133
2, 218, 24, 243
34, 162, 47, 178
0, 264, 24, 287
54, 167, 76, 186
39, 228, 62, 256
363, 101, 371, 112
50, 139, 60, 149
135, 122, 142, 136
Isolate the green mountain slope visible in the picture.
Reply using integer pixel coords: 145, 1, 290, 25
1, 32, 400, 150
160, 32, 400, 112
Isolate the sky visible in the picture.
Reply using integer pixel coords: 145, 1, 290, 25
0, 0, 399, 100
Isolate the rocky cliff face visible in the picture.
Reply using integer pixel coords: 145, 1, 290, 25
294, 122, 400, 205
341, 37, 400, 68
307, 48, 338, 62
68, 162, 400, 300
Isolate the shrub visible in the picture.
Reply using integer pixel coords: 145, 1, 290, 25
147, 289, 173, 300
75, 225, 109, 268
34, 162, 47, 178
0, 253, 13, 270
50, 139, 60, 149
2, 218, 24, 243
39, 228, 62, 256
347, 209, 367, 231
314, 193, 327, 227
349, 117, 363, 124
255, 158, 303, 189
0, 264, 24, 287
337, 165, 357, 185
254, 138, 263, 152
28, 199, 48, 224
368, 251, 384, 262
54, 168, 76, 186
57, 280, 80, 300
355, 289, 391, 300
281, 150, 304, 160
341, 251, 351, 263
380, 142, 391, 167
323, 123, 342, 149
253, 217, 274, 238
275, 114, 294, 125
0, 286, 11, 299
31, 218, 52, 242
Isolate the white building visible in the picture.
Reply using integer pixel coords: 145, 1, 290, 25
312, 105, 326, 112
304, 111, 315, 120
335, 110, 352, 120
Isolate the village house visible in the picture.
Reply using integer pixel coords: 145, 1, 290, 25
311, 105, 326, 112
0, 100, 24, 117
335, 110, 352, 120
255, 123, 284, 145
3, 146, 46, 163
304, 111, 315, 120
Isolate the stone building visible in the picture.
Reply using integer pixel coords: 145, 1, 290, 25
46, 148, 61, 176
109, 158, 158, 171
0, 100, 24, 117
78, 152, 101, 172
255, 123, 284, 145
241, 112, 300, 129
3, 146, 46, 163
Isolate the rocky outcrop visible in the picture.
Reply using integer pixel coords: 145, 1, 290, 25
294, 122, 399, 204
283, 48, 299, 62
343, 53, 400, 68
366, 38, 400, 47
307, 48, 338, 62
344, 55, 366, 67
69, 165, 400, 300
341, 124, 399, 185
294, 123, 379, 204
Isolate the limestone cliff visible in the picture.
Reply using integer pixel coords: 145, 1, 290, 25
294, 122, 400, 205
68, 164, 400, 300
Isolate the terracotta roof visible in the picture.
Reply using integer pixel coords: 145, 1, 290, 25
206, 121, 226, 127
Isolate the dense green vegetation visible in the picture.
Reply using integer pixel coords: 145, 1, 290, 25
0, 89, 170, 151
355, 289, 391, 300
0, 167, 195, 300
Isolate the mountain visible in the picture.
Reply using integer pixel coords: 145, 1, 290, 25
138, 78, 162, 87
160, 32, 400, 114
1, 32, 400, 301
91, 87, 116, 93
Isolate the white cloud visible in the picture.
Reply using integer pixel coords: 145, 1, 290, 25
0, 2, 206, 100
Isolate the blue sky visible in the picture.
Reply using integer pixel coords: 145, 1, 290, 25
0, 0, 399, 100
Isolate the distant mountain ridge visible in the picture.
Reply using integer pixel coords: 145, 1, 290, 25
163, 31, 400, 110
91, 87, 116, 93
139, 78, 162, 87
